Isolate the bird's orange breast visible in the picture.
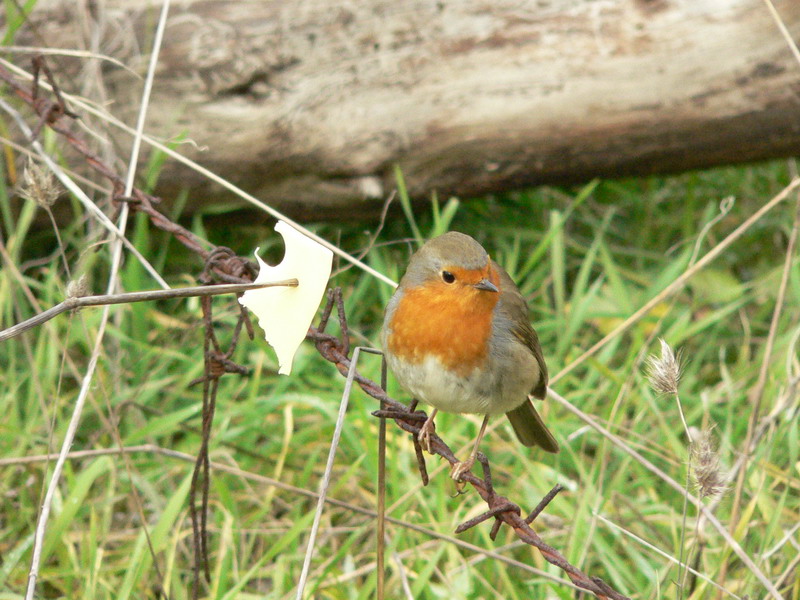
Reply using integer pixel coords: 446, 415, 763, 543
386, 282, 500, 377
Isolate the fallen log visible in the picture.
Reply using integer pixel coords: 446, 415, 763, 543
14, 0, 800, 219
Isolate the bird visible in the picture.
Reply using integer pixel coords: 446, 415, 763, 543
381, 231, 559, 481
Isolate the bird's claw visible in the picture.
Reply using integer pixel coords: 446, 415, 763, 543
450, 456, 476, 482
418, 418, 435, 453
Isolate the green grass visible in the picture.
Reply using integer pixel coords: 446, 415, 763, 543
1, 129, 799, 600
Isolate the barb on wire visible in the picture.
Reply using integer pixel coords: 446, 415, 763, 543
1, 58, 630, 600
30, 55, 78, 138
406, 399, 429, 485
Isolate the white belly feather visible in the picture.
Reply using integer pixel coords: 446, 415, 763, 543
386, 352, 536, 416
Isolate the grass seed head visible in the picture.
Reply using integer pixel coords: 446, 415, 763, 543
66, 274, 89, 299
18, 158, 60, 208
690, 428, 727, 500
646, 338, 682, 396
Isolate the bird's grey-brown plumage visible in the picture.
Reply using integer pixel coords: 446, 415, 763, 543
492, 260, 559, 453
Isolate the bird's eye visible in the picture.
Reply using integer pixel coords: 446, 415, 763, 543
442, 271, 455, 284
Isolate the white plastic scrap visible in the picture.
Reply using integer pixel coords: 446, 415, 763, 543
239, 221, 333, 375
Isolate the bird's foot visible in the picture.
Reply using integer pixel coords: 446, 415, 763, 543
417, 409, 438, 453
450, 455, 476, 482
418, 417, 435, 453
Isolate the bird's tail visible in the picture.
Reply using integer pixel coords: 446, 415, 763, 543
506, 399, 559, 453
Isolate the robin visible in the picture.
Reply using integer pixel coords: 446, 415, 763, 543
382, 232, 559, 481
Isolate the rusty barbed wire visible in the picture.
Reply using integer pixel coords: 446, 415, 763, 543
1, 56, 630, 600
0, 60, 218, 271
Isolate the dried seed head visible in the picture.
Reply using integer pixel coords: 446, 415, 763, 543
18, 158, 60, 208
646, 338, 682, 396
690, 428, 727, 500
66, 275, 89, 299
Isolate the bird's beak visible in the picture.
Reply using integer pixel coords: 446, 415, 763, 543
474, 278, 499, 293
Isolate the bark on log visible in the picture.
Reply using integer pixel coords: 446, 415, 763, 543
16, 0, 800, 219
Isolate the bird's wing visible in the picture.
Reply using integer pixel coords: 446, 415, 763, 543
494, 261, 549, 399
